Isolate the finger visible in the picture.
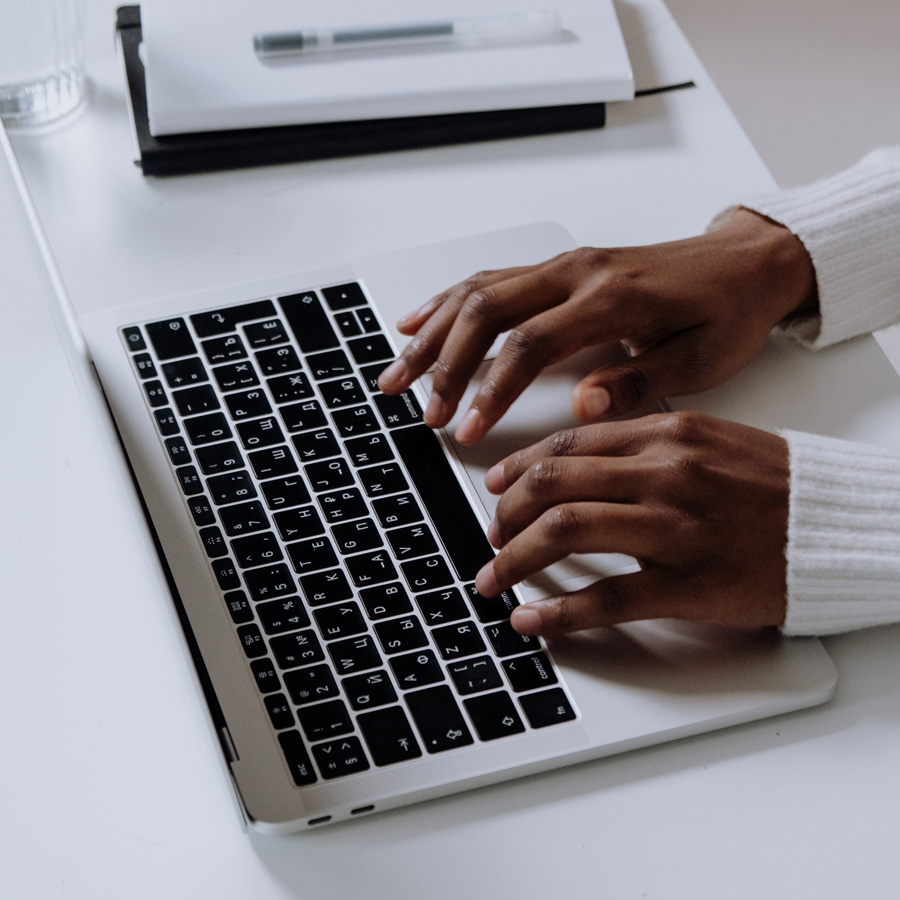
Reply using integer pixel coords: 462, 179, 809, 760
510, 568, 683, 636
476, 502, 659, 597
490, 455, 644, 546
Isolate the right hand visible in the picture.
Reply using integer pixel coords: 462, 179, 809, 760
378, 209, 817, 445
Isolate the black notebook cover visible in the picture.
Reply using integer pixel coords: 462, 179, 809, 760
117, 6, 606, 177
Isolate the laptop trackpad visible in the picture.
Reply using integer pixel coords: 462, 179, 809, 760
427, 344, 658, 596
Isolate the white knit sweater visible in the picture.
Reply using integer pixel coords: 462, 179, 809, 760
735, 147, 900, 634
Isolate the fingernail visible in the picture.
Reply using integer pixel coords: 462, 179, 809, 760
475, 562, 498, 597
484, 463, 506, 494
379, 358, 409, 390
511, 605, 542, 635
455, 409, 485, 445
425, 393, 449, 427
580, 386, 611, 421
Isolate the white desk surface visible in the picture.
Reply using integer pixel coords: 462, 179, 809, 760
3, 1, 900, 898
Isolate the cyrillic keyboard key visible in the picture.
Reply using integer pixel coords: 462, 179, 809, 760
258, 596, 311, 635
328, 634, 382, 675
299, 568, 354, 607
270, 629, 325, 669
345, 433, 394, 467
447, 656, 503, 696
416, 587, 469, 626
359, 582, 412, 620
374, 615, 428, 655
173, 384, 220, 417
244, 318, 288, 347
401, 555, 454, 593
292, 428, 341, 462
432, 621, 487, 660
280, 292, 339, 353
219, 501, 269, 536
283, 664, 339, 706
243, 563, 295, 602
405, 685, 473, 753
306, 348, 353, 380
345, 550, 397, 587
390, 650, 444, 689
314, 601, 368, 641
248, 446, 297, 480
202, 334, 247, 364
390, 426, 494, 581
256, 346, 302, 376
273, 505, 325, 542
287, 536, 338, 574
343, 670, 397, 710
184, 412, 232, 445
213, 361, 259, 392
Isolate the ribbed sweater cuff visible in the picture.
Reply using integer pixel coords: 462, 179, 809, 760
715, 147, 900, 349
781, 429, 900, 635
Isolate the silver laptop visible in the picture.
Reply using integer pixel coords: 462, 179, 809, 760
6, 130, 836, 835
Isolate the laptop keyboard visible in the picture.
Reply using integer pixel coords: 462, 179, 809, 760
122, 282, 576, 786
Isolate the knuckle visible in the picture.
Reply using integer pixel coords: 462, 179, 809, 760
459, 288, 501, 327
540, 505, 582, 545
546, 427, 579, 458
598, 578, 631, 620
524, 457, 563, 493
501, 327, 542, 362
608, 364, 651, 410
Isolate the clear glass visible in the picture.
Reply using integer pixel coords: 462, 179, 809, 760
0, 0, 86, 128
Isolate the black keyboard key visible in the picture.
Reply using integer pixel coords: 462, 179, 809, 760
207, 470, 257, 505
331, 404, 380, 438
401, 555, 454, 593
218, 500, 269, 536
212, 360, 259, 392
250, 657, 281, 693
202, 334, 247, 364
264, 694, 295, 730
278, 730, 317, 786
405, 686, 473, 753
322, 282, 367, 311
357, 706, 422, 766
211, 558, 241, 590
485, 621, 541, 658
224, 389, 272, 420
390, 425, 494, 582
332, 518, 382, 555
359, 361, 391, 392
328, 634, 382, 675
320, 377, 365, 409
143, 380, 168, 408
153, 408, 180, 436
432, 621, 487, 660
224, 590, 254, 625
187, 495, 216, 526
387, 523, 438, 560
231, 531, 283, 568
358, 462, 408, 497
162, 357, 208, 388
249, 446, 298, 480
244, 563, 296, 602
237, 623, 267, 658
283, 664, 339, 706
318, 488, 368, 524
287, 536, 338, 574
280, 400, 327, 433
273, 505, 325, 542
195, 441, 243, 475
447, 656, 504, 696
256, 346, 302, 376
199, 526, 228, 558
122, 326, 146, 351
334, 310, 362, 337
132, 353, 157, 379
375, 615, 428, 655
359, 582, 412, 620
261, 476, 310, 510
345, 433, 394, 467
268, 372, 313, 404
292, 428, 341, 462
244, 318, 288, 347
372, 493, 422, 529
464, 691, 526, 741
503, 652, 558, 693
306, 348, 352, 381
237, 416, 285, 450
519, 688, 576, 729
184, 412, 232, 445
313, 737, 370, 780
297, 699, 353, 742
270, 629, 325, 670
173, 385, 220, 417
176, 464, 203, 495
299, 568, 353, 607
314, 601, 368, 641
390, 649, 444, 689
357, 308, 380, 333
280, 292, 339, 353
416, 587, 469, 626
256, 597, 309, 634
146, 318, 196, 360
305, 457, 354, 493
347, 334, 394, 365
465, 583, 520, 623
343, 670, 397, 711
374, 392, 425, 429
164, 435, 191, 467
191, 300, 276, 337
346, 550, 397, 588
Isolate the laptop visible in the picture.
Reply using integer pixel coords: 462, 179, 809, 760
4, 128, 837, 835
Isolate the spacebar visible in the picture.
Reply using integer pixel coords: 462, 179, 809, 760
390, 425, 494, 583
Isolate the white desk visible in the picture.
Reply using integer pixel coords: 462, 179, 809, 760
3, 1, 900, 898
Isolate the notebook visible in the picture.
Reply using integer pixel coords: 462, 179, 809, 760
4, 130, 837, 835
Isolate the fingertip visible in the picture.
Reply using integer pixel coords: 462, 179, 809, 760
572, 383, 611, 423
378, 358, 410, 394
484, 462, 506, 494
510, 604, 542, 636
474, 561, 499, 597
454, 409, 489, 445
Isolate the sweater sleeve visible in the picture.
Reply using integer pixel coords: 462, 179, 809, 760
780, 429, 900, 635
714, 146, 900, 349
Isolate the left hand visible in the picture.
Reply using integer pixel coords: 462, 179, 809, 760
474, 411, 791, 635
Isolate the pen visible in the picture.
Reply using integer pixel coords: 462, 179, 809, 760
253, 11, 563, 59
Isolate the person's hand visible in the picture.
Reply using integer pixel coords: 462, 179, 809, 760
472, 411, 790, 635
378, 209, 817, 445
